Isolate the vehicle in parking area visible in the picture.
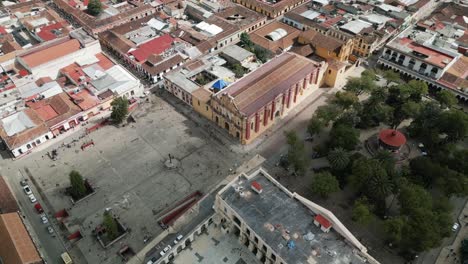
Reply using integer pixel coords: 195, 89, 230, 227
61, 252, 73, 264
159, 251, 165, 257
23, 185, 32, 195
40, 214, 49, 224
20, 180, 28, 186
28, 194, 37, 203
173, 234, 183, 245
146, 257, 157, 264
34, 203, 44, 213
163, 245, 172, 253
47, 226, 54, 234
452, 222, 460, 232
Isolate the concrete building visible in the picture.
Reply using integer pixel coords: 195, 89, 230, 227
249, 21, 301, 54
0, 108, 53, 157
144, 167, 379, 264
51, 0, 157, 36
378, 26, 467, 100
220, 44, 255, 66
0, 212, 42, 264
233, 0, 308, 18
209, 52, 325, 144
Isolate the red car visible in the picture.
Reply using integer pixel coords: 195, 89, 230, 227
34, 203, 43, 213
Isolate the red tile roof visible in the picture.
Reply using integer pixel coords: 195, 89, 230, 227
69, 89, 101, 111
27, 93, 82, 128
396, 37, 454, 68
20, 39, 81, 68
315, 214, 332, 229
129, 34, 174, 62
37, 22, 64, 41
0, 26, 7, 35
95, 53, 114, 70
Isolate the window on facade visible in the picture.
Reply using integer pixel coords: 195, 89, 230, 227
36, 139, 41, 144
45, 135, 50, 140
251, 122, 254, 130
27, 144, 31, 149
328, 69, 332, 74
206, 106, 209, 111
197, 100, 200, 106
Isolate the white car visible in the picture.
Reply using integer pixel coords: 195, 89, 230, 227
23, 185, 32, 195
47, 226, 54, 234
41, 216, 49, 224
452, 223, 460, 232
28, 194, 37, 203
174, 234, 183, 245
159, 251, 165, 257
163, 245, 171, 253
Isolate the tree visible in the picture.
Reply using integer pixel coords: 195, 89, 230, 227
438, 109, 468, 142
329, 124, 360, 151
240, 32, 254, 50
352, 198, 374, 225
103, 211, 118, 240
383, 70, 400, 86
436, 90, 457, 109
361, 69, 377, 80
315, 104, 342, 125
398, 184, 432, 215
110, 97, 129, 124
285, 131, 307, 175
69, 170, 86, 199
333, 91, 359, 109
231, 63, 245, 78
311, 171, 339, 198
307, 117, 324, 136
344, 76, 376, 95
254, 46, 270, 63
327, 148, 350, 171
384, 217, 405, 246
407, 80, 428, 101
87, 0, 102, 16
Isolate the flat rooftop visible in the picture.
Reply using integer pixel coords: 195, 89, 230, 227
386, 27, 457, 68
220, 171, 368, 264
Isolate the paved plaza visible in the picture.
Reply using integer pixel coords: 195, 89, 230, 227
0, 95, 249, 264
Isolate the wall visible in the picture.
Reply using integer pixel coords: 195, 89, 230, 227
12, 131, 53, 157
193, 97, 213, 120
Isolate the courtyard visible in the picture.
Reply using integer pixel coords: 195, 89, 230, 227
0, 94, 249, 264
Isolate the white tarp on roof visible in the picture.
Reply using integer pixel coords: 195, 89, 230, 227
301, 10, 320, 20
312, 0, 328, 5
75, 55, 100, 67
29, 17, 49, 28
2, 111, 35, 136
361, 14, 393, 25
340, 20, 373, 35
378, 3, 403, 12
18, 81, 63, 99
266, 28, 288, 41
195, 21, 223, 36
83, 64, 106, 80
148, 18, 168, 31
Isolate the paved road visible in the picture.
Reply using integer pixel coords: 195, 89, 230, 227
10, 170, 67, 264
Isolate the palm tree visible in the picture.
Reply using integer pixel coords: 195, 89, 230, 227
327, 148, 350, 171
367, 169, 393, 202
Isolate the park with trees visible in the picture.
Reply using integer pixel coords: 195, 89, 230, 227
283, 68, 468, 261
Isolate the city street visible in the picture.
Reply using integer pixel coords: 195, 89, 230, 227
7, 171, 67, 264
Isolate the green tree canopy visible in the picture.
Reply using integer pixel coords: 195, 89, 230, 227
315, 104, 342, 126
383, 217, 405, 246
103, 211, 118, 240
87, 0, 103, 16
329, 124, 360, 151
307, 117, 324, 136
352, 198, 374, 225
285, 131, 307, 175
333, 91, 359, 109
344, 76, 376, 95
311, 171, 340, 198
111, 97, 129, 124
327, 148, 350, 171
436, 90, 458, 109
69, 170, 86, 199
383, 70, 400, 86
438, 109, 468, 142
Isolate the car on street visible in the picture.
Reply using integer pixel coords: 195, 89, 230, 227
40, 214, 49, 224
23, 185, 32, 195
159, 251, 165, 257
173, 234, 183, 245
163, 245, 171, 253
47, 226, 54, 234
452, 222, 460, 232
28, 194, 37, 203
20, 180, 28, 186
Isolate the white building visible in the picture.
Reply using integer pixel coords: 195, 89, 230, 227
0, 109, 53, 157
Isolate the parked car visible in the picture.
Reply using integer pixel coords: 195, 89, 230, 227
452, 222, 460, 232
20, 180, 28, 186
159, 251, 165, 257
163, 245, 171, 253
418, 143, 428, 156
174, 234, 183, 245
47, 226, 54, 234
40, 214, 49, 224
23, 185, 32, 195
28, 194, 37, 203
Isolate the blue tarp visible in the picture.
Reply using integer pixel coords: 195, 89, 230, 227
212, 79, 228, 90
287, 240, 295, 249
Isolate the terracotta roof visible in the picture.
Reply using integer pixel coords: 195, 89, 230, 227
249, 21, 300, 53
220, 52, 319, 116
251, 181, 262, 191
141, 54, 184, 75
0, 109, 50, 149
95, 53, 114, 70
69, 89, 101, 111
379, 129, 406, 147
0, 176, 19, 214
191, 87, 212, 103
129, 34, 174, 62
314, 214, 332, 229
300, 30, 344, 52
27, 92, 82, 128
0, 213, 42, 264
1, 40, 22, 54
20, 38, 81, 68
290, 44, 314, 57
37, 22, 68, 41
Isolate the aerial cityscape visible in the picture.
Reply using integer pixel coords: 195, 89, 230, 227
0, 0, 466, 263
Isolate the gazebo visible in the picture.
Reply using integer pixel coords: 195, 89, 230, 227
378, 129, 406, 151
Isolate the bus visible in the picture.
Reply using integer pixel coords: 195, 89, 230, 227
61, 252, 73, 264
